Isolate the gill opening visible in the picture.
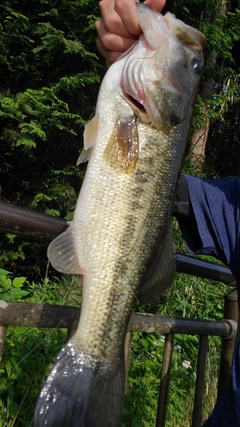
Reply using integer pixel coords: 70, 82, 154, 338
125, 93, 146, 114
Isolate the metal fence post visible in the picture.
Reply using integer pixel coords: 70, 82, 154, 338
156, 333, 174, 427
124, 331, 133, 387
218, 290, 238, 398
192, 335, 208, 427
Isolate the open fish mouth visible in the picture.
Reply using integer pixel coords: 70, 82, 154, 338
120, 56, 150, 123
120, 47, 162, 126
122, 88, 148, 117
121, 70, 184, 130
120, 10, 205, 131
120, 61, 183, 130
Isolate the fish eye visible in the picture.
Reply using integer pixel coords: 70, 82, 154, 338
192, 59, 203, 74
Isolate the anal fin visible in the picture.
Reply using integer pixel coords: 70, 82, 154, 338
139, 226, 176, 305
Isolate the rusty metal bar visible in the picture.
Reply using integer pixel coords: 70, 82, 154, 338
192, 335, 208, 427
0, 201, 68, 241
0, 300, 80, 329
0, 202, 236, 287
176, 253, 235, 286
0, 301, 236, 338
218, 290, 238, 397
124, 331, 133, 386
156, 333, 174, 427
129, 313, 235, 337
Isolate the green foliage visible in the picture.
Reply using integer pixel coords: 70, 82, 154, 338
123, 333, 162, 427
0, 269, 225, 426
0, 326, 66, 427
121, 272, 229, 426
0, 0, 105, 278
0, 273, 81, 426
121, 222, 231, 426
0, 0, 239, 276
0, 269, 29, 300
166, 0, 240, 176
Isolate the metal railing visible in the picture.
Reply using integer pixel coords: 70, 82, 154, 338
0, 201, 238, 426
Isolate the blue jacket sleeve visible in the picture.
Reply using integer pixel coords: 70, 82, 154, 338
179, 174, 240, 285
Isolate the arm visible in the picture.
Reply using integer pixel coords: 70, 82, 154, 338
175, 175, 240, 281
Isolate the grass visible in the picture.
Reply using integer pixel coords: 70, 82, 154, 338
0, 244, 233, 426
121, 222, 232, 426
0, 271, 81, 427
122, 270, 229, 427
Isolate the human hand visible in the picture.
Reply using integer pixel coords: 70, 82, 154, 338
95, 0, 166, 65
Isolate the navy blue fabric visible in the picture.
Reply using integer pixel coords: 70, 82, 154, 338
178, 174, 240, 426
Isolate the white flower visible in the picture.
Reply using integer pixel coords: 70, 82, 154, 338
174, 344, 181, 351
182, 360, 191, 369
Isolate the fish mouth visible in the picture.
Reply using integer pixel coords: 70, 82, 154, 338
120, 56, 152, 123
125, 92, 146, 113
121, 88, 150, 124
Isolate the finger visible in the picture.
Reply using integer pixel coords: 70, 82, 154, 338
96, 34, 137, 66
144, 0, 166, 11
96, 37, 124, 64
114, 0, 142, 36
114, 0, 166, 36
96, 18, 137, 52
98, 0, 133, 38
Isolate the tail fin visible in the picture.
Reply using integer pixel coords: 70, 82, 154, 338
34, 342, 125, 427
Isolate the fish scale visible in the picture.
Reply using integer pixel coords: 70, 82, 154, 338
34, 4, 205, 426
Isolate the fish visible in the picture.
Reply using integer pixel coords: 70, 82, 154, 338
34, 4, 205, 427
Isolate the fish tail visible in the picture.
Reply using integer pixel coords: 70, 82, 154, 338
34, 342, 125, 427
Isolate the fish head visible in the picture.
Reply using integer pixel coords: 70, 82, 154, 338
121, 4, 206, 131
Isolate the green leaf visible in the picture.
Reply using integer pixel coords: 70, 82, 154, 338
12, 277, 27, 288
10, 288, 29, 299
140, 338, 149, 349
5, 360, 11, 378
0, 292, 11, 300
9, 357, 21, 374
0, 382, 7, 395
0, 269, 10, 276
0, 276, 12, 290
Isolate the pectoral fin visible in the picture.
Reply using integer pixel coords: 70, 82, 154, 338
139, 226, 176, 305
103, 115, 139, 173
47, 222, 84, 275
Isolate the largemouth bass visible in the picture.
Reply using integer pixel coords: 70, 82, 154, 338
34, 4, 205, 426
